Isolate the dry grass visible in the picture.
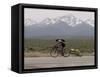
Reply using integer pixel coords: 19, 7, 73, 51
24, 51, 50, 57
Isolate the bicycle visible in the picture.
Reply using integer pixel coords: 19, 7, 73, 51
50, 46, 82, 57
50, 46, 70, 57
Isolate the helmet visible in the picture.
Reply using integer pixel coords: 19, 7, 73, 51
58, 39, 62, 42
56, 39, 65, 42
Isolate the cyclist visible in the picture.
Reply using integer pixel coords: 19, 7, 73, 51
55, 39, 66, 56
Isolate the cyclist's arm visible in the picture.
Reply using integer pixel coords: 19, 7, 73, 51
54, 43, 59, 48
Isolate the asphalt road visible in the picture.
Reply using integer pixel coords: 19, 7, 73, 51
24, 56, 94, 69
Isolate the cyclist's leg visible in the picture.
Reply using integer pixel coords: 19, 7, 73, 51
61, 48, 64, 56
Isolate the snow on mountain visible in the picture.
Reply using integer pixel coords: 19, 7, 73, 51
59, 14, 82, 27
40, 18, 56, 25
85, 19, 94, 27
25, 18, 37, 26
25, 14, 94, 27
29, 14, 88, 27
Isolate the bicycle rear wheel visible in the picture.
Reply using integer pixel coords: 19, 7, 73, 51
50, 47, 58, 57
63, 49, 70, 57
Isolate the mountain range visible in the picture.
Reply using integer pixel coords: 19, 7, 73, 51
25, 14, 94, 39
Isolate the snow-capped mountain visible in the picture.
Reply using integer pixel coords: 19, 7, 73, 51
38, 14, 82, 27
25, 14, 94, 27
25, 14, 94, 38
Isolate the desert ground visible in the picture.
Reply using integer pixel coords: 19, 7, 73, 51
24, 56, 94, 69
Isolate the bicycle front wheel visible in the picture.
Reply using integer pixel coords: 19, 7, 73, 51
50, 48, 58, 57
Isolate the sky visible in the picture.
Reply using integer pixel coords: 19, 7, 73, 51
24, 8, 94, 26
